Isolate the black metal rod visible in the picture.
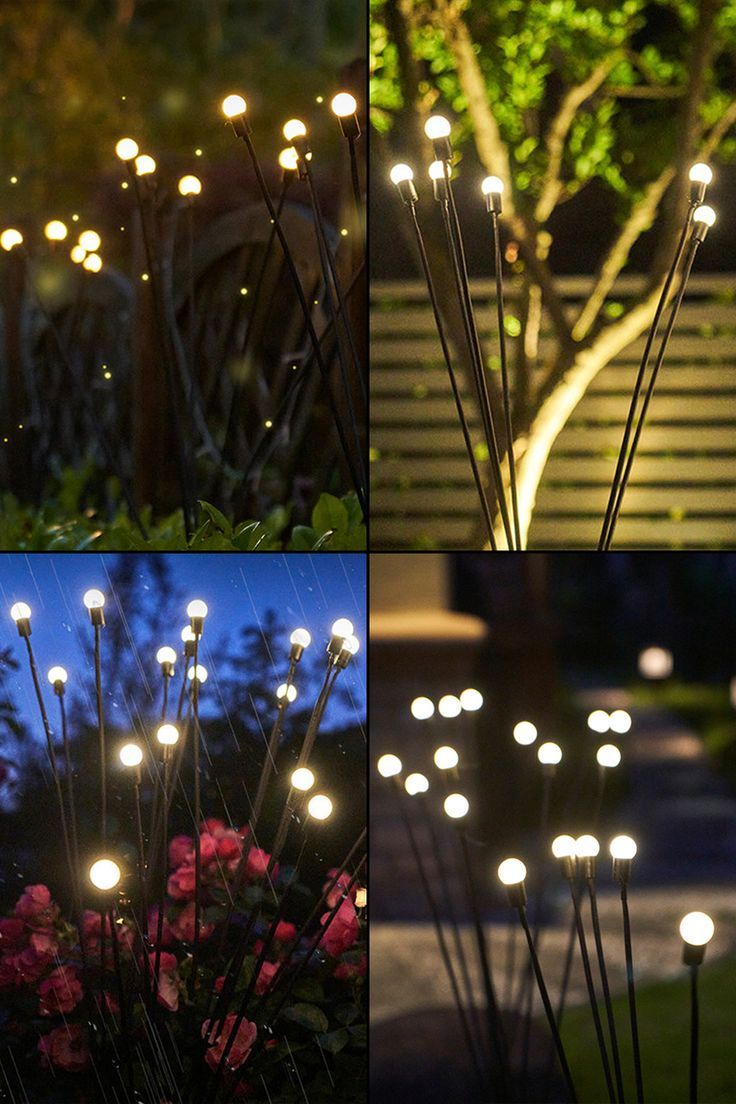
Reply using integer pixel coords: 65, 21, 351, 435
153, 754, 170, 1005
689, 963, 699, 1104
621, 886, 644, 1103
109, 906, 134, 1095
190, 632, 202, 1000
490, 209, 521, 549
58, 694, 81, 910
94, 623, 107, 846
347, 134, 365, 250
587, 877, 625, 1103
567, 877, 616, 1102
133, 778, 148, 936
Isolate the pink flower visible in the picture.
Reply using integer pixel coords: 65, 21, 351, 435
170, 901, 214, 944
0, 918, 26, 952
167, 864, 197, 901
147, 906, 173, 947
201, 1013, 257, 1072
0, 954, 19, 988
216, 830, 243, 863
237, 824, 251, 839
334, 953, 367, 982
81, 911, 133, 954
200, 817, 226, 836
38, 965, 83, 1016
200, 833, 218, 865
15, 885, 59, 928
38, 1024, 89, 1072
245, 847, 277, 882
30, 929, 59, 957
148, 951, 181, 1011
273, 921, 296, 945
320, 899, 359, 958
169, 834, 194, 868
254, 960, 279, 996
323, 868, 357, 909
16, 945, 54, 984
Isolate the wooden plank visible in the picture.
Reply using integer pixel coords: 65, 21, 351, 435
371, 274, 736, 299
371, 455, 736, 485
371, 486, 735, 516
371, 334, 736, 364
371, 425, 736, 452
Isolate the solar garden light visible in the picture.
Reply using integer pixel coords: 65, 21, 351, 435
459, 688, 483, 712
289, 628, 311, 663
221, 94, 249, 138
181, 625, 196, 658
306, 794, 333, 822
404, 772, 430, 797
597, 743, 622, 769
290, 767, 315, 793
328, 617, 354, 658
178, 174, 202, 199
513, 720, 537, 746
156, 646, 177, 679
282, 118, 310, 175
551, 834, 577, 880
438, 694, 462, 719
389, 163, 418, 206
336, 634, 360, 670
610, 834, 637, 885
331, 92, 360, 139
688, 162, 712, 206
680, 911, 715, 1104
83, 588, 105, 627
411, 696, 435, 721
691, 204, 716, 244
611, 835, 644, 1103
1, 228, 24, 251
429, 159, 450, 202
588, 709, 611, 734
135, 154, 156, 177
278, 146, 299, 180
276, 683, 297, 705
537, 740, 562, 778
47, 666, 68, 696
156, 723, 180, 763
434, 745, 460, 784
424, 114, 453, 162
9, 602, 32, 638
187, 598, 207, 637
481, 175, 504, 215
44, 220, 68, 244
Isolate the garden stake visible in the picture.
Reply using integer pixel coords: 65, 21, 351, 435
585, 871, 626, 1103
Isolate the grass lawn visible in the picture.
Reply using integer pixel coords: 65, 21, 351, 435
558, 955, 736, 1103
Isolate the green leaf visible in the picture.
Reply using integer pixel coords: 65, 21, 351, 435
292, 977, 325, 1003
317, 1028, 350, 1054
335, 1003, 360, 1026
288, 525, 317, 551
282, 1002, 329, 1033
198, 500, 233, 539
312, 493, 349, 535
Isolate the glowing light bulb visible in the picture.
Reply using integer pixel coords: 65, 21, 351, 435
638, 646, 673, 679
290, 628, 311, 648
575, 834, 600, 858
115, 138, 139, 161
156, 724, 179, 747
0, 229, 23, 251
460, 688, 483, 712
438, 695, 462, 718
679, 912, 714, 946
187, 600, 208, 620
222, 94, 246, 118
279, 147, 299, 172
276, 683, 297, 702
688, 163, 712, 185
135, 155, 156, 176
434, 745, 459, 770
291, 767, 315, 792
444, 793, 469, 819
390, 164, 414, 186
89, 858, 121, 891
283, 119, 307, 142
156, 646, 176, 666
410, 696, 435, 720
481, 176, 504, 196
181, 626, 196, 643
405, 773, 429, 796
428, 159, 448, 181
424, 115, 451, 141
119, 743, 143, 768
47, 666, 68, 685
610, 835, 637, 860
537, 741, 562, 765
10, 602, 31, 622
331, 92, 357, 118
342, 635, 360, 655
307, 794, 332, 820
498, 858, 526, 886
609, 709, 631, 734
587, 709, 610, 734
693, 205, 716, 227
187, 665, 208, 683
552, 834, 576, 859
178, 175, 202, 197
331, 618, 353, 638
79, 231, 101, 252
70, 245, 86, 264
513, 721, 537, 745
44, 220, 68, 242
597, 744, 622, 768
377, 754, 402, 778
83, 589, 105, 610
83, 253, 102, 273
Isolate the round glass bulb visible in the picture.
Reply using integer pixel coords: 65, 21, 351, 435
10, 602, 31, 622
291, 767, 315, 792
44, 220, 68, 242
609, 709, 631, 734
83, 589, 105, 610
156, 646, 176, 666
1, 229, 23, 251
78, 230, 101, 252
89, 858, 121, 891
290, 628, 311, 648
70, 245, 86, 264
405, 772, 429, 796
187, 665, 208, 683
390, 163, 414, 186
424, 115, 451, 140
279, 147, 299, 172
481, 175, 504, 196
498, 858, 527, 886
181, 626, 196, 643
135, 154, 156, 176
434, 745, 459, 770
693, 205, 716, 227
638, 646, 673, 679
276, 683, 297, 702
689, 162, 713, 185
597, 743, 622, 768
47, 666, 68, 685
156, 724, 179, 746
460, 688, 483, 712
222, 94, 247, 119
428, 159, 449, 181
115, 138, 139, 161
83, 253, 102, 273
513, 721, 537, 746
331, 92, 357, 117
119, 743, 143, 768
307, 794, 332, 820
438, 695, 462, 719
410, 696, 435, 720
342, 634, 360, 655
377, 754, 402, 778
178, 175, 202, 197
575, 834, 600, 858
537, 741, 562, 765
331, 618, 353, 638
610, 835, 637, 860
283, 119, 307, 142
587, 709, 610, 734
187, 599, 208, 619
679, 911, 714, 946
444, 793, 469, 819
551, 834, 576, 859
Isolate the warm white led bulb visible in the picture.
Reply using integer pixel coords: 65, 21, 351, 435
438, 695, 462, 719
444, 793, 469, 819
610, 835, 637, 860
481, 175, 504, 196
187, 600, 208, 620
135, 154, 156, 176
83, 589, 105, 610
156, 724, 179, 747
377, 754, 402, 778
78, 230, 101, 252
596, 743, 622, 768
537, 741, 562, 765
434, 745, 459, 770
187, 665, 208, 683
156, 646, 176, 666
119, 743, 143, 768
693, 205, 716, 227
405, 772, 429, 796
290, 628, 311, 648
331, 618, 353, 638
390, 163, 414, 186
115, 138, 139, 161
89, 858, 121, 891
410, 696, 435, 720
1, 229, 23, 251
679, 911, 714, 946
276, 683, 297, 702
498, 858, 527, 886
47, 666, 68, 685
587, 709, 610, 734
575, 834, 600, 858
44, 220, 68, 242
178, 175, 202, 197
222, 94, 246, 119
283, 119, 307, 142
688, 163, 713, 185
181, 626, 196, 643
83, 253, 102, 273
428, 159, 448, 181
609, 709, 631, 734
424, 115, 451, 141
10, 602, 31, 622
279, 147, 299, 173
638, 646, 673, 679
70, 244, 86, 264
342, 635, 360, 655
551, 834, 576, 859
307, 794, 333, 820
331, 92, 357, 118
291, 767, 315, 792
513, 721, 537, 746
460, 688, 483, 712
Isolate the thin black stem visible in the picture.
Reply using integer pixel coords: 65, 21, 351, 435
689, 964, 699, 1104
520, 770, 553, 1090
190, 633, 202, 1000
407, 202, 496, 549
491, 210, 521, 549
94, 623, 106, 846
58, 695, 81, 911
621, 887, 644, 1103
542, 909, 578, 1101
568, 877, 616, 1103
153, 755, 170, 1005
347, 135, 365, 250
109, 906, 134, 1095
133, 779, 148, 935
587, 878, 625, 1103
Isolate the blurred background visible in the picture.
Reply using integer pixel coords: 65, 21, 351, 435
371, 551, 736, 1102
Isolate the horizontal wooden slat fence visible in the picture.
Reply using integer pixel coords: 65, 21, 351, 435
370, 275, 736, 549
